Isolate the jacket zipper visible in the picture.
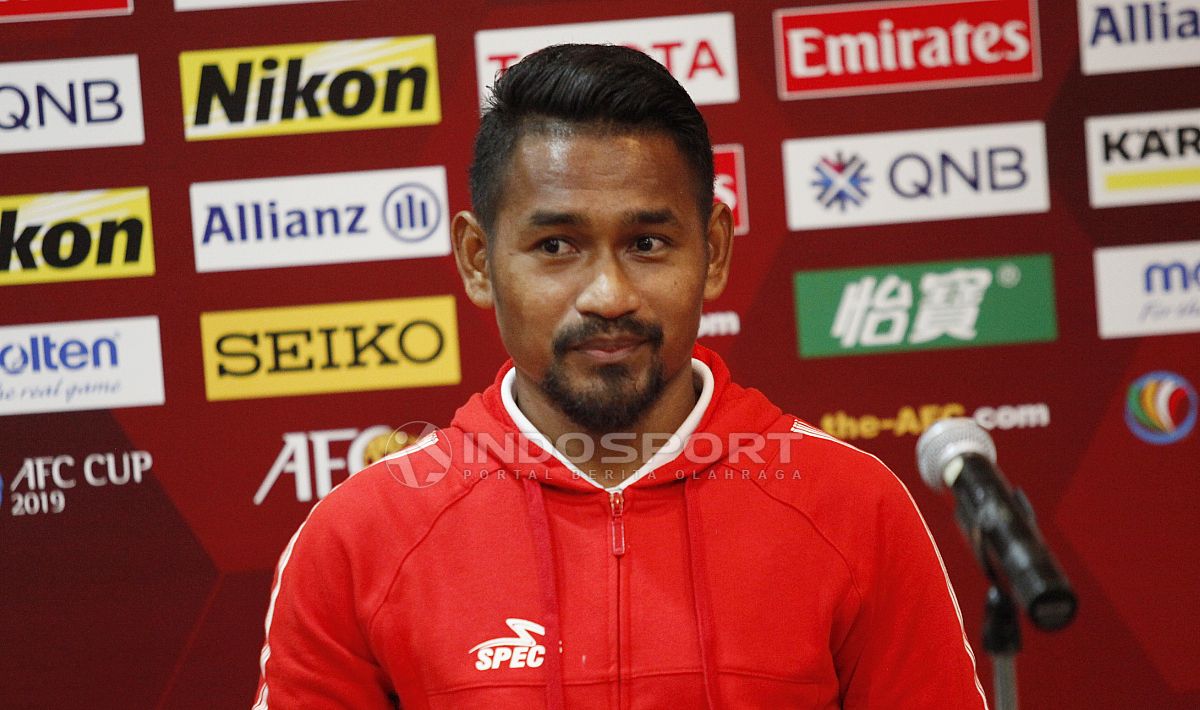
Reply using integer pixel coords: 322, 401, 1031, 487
609, 490, 627, 709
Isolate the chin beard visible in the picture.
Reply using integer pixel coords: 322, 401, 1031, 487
540, 315, 667, 433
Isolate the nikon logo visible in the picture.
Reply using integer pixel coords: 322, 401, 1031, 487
0, 188, 154, 287
199, 296, 460, 401
179, 36, 441, 141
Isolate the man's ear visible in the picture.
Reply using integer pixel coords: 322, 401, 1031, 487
452, 211, 494, 308
703, 201, 734, 301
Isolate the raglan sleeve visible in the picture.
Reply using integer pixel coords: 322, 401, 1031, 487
833, 460, 989, 709
251, 498, 395, 710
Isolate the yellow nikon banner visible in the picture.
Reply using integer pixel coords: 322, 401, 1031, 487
200, 295, 460, 401
0, 187, 154, 287
179, 35, 441, 141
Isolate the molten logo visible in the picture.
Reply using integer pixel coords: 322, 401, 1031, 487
1125, 371, 1197, 445
470, 618, 547, 671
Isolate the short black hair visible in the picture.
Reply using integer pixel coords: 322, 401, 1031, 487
469, 44, 714, 236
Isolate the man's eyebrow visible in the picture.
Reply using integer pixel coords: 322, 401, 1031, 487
528, 210, 587, 227
623, 209, 678, 226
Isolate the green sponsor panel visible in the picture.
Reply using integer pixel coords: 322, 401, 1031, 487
794, 254, 1057, 358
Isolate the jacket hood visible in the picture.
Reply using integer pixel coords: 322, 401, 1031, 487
448, 344, 784, 494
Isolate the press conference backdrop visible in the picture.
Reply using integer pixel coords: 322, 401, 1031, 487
1, 0, 1197, 707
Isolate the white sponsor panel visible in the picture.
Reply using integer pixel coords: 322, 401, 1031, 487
0, 316, 165, 416
475, 13, 738, 107
1094, 239, 1200, 339
783, 121, 1049, 230
1078, 0, 1200, 75
1086, 107, 1200, 208
175, 0, 347, 9
190, 166, 450, 273
0, 55, 144, 155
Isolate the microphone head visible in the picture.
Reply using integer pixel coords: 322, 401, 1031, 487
916, 417, 997, 490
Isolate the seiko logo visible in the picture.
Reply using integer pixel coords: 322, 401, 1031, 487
470, 618, 547, 671
199, 297, 460, 401
1, 188, 153, 286
214, 320, 445, 377
775, 0, 1040, 99
180, 37, 441, 141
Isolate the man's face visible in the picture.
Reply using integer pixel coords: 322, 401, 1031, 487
460, 128, 729, 432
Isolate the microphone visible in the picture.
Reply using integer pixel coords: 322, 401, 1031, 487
917, 418, 1077, 632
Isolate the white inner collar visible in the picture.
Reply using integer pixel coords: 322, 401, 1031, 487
500, 358, 715, 491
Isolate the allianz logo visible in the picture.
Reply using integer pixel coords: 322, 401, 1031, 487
0, 333, 118, 375
199, 182, 441, 244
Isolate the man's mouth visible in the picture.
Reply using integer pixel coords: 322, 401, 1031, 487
572, 336, 646, 363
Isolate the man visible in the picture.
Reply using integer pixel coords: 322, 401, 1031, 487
253, 44, 987, 709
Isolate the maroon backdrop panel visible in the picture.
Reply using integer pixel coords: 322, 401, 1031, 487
2, 0, 1197, 708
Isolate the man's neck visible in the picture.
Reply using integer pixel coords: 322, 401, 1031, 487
510, 362, 700, 487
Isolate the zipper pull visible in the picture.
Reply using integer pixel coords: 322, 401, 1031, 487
609, 490, 627, 557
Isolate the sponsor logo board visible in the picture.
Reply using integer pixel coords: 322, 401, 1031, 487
475, 13, 738, 107
774, 0, 1041, 100
1086, 107, 1200, 208
1125, 371, 1197, 444
179, 35, 440, 141
1, 187, 154, 286
6, 449, 151, 517
0, 54, 144, 155
0, 0, 131, 23
176, 0, 345, 10
713, 144, 749, 235
190, 166, 448, 273
255, 424, 395, 503
200, 296, 460, 401
1078, 0, 1200, 75
783, 120, 1049, 229
820, 401, 1050, 440
0, 316, 164, 416
794, 254, 1057, 357
1094, 239, 1200, 338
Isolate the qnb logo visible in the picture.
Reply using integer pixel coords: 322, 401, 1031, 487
888, 147, 1028, 199
1125, 371, 1197, 445
1144, 259, 1200, 293
0, 334, 118, 375
470, 618, 547, 671
0, 78, 124, 130
813, 152, 870, 210
382, 183, 440, 242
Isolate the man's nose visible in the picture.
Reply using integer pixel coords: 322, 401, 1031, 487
574, 254, 641, 320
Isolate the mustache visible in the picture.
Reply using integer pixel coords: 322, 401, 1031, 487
552, 315, 665, 358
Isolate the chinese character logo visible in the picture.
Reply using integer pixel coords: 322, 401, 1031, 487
831, 268, 992, 348
1125, 371, 1197, 445
813, 152, 870, 211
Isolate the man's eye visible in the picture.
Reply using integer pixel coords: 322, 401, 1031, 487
634, 236, 663, 253
540, 238, 563, 255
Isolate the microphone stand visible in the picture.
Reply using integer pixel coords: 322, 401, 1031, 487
978, 541, 1021, 710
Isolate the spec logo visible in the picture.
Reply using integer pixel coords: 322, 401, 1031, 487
190, 166, 449, 273
176, 0, 342, 10
0, 316, 165, 416
774, 0, 1040, 100
199, 296, 461, 401
1, 0, 131, 23
0, 54, 144, 155
713, 144, 749, 235
1085, 107, 1200, 208
179, 35, 441, 141
1094, 239, 1200, 339
1126, 371, 1197, 445
470, 618, 547, 671
783, 121, 1049, 230
475, 13, 738, 107
1078, 0, 1200, 75
794, 254, 1057, 358
1, 187, 154, 286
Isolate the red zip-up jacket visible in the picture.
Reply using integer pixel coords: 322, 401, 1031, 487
253, 346, 987, 709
